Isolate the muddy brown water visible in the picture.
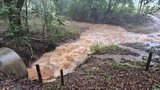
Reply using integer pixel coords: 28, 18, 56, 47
28, 15, 160, 82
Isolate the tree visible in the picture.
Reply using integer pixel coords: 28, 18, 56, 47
4, 0, 25, 37
138, 0, 160, 14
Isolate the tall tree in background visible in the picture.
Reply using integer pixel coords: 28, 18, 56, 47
4, 0, 25, 36
138, 0, 160, 14
138, 0, 144, 14
107, 0, 112, 13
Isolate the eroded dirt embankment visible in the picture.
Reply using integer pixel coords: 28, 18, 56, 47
28, 15, 160, 82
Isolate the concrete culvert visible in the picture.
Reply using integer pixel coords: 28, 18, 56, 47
0, 47, 28, 79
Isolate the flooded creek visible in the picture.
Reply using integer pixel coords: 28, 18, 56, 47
28, 15, 160, 82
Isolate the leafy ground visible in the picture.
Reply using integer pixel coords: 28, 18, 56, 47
44, 47, 160, 90
1, 46, 160, 90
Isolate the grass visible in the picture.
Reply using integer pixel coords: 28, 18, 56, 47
103, 72, 112, 79
0, 19, 8, 27
55, 82, 62, 89
108, 61, 122, 69
91, 67, 100, 72
85, 75, 96, 80
90, 44, 118, 54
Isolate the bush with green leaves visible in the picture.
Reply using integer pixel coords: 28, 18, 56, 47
29, 0, 80, 43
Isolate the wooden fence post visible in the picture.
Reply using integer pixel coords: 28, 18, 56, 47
60, 69, 64, 86
146, 52, 152, 71
36, 64, 42, 83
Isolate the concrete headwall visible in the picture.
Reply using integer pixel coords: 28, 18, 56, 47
0, 47, 28, 79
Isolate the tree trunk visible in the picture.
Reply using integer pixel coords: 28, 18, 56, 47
105, 0, 112, 23
107, 0, 112, 13
141, 0, 146, 14
13, 0, 25, 27
138, 0, 143, 14
25, 0, 29, 32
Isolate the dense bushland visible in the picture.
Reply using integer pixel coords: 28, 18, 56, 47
58, 0, 160, 26
67, 0, 135, 24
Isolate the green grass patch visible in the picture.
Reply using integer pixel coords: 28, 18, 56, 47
55, 82, 62, 89
90, 44, 118, 54
107, 61, 122, 69
85, 75, 96, 80
103, 72, 112, 79
121, 63, 139, 68
91, 67, 100, 72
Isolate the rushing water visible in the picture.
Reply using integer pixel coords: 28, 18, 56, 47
28, 15, 160, 82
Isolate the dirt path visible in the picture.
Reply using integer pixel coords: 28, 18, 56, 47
28, 15, 160, 82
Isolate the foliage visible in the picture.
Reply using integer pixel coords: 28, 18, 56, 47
6, 35, 31, 45
29, 0, 80, 43
103, 72, 112, 79
6, 24, 21, 37
92, 67, 100, 72
54, 0, 160, 26
65, 0, 135, 25
85, 75, 96, 80
55, 82, 62, 89
0, 20, 8, 26
138, 0, 160, 14
107, 61, 122, 69
30, 0, 67, 40
0, 0, 29, 40
0, 4, 9, 15
90, 44, 118, 54
30, 0, 65, 25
